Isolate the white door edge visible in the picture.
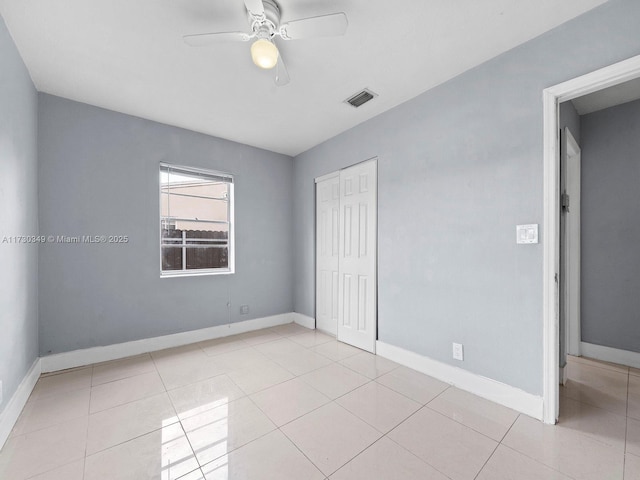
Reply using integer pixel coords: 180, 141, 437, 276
337, 158, 377, 353
563, 127, 581, 358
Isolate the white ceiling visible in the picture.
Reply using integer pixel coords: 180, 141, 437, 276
0, 0, 608, 156
572, 76, 640, 115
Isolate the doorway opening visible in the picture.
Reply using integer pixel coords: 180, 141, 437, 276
543, 54, 640, 424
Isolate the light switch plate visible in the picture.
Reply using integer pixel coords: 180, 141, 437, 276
452, 343, 464, 361
516, 224, 538, 244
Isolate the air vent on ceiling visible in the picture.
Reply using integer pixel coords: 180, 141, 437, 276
345, 88, 377, 108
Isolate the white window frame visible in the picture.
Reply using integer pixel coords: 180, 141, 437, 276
159, 162, 235, 278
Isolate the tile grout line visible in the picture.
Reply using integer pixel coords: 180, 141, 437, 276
498, 412, 519, 444
87, 378, 168, 415
561, 390, 629, 420
90, 371, 168, 406
147, 354, 207, 479
510, 368, 627, 480
382, 433, 455, 480
322, 431, 383, 478
90, 360, 157, 387
424, 384, 451, 405
567, 356, 630, 376
374, 371, 449, 406
471, 412, 523, 480
275, 421, 327, 477
275, 398, 384, 479
84, 328, 300, 476
174, 419, 204, 478
239, 342, 381, 479
330, 381, 433, 439
337, 355, 401, 380
83, 360, 183, 459
10, 390, 92, 439
471, 440, 500, 480
265, 349, 336, 378
149, 350, 194, 449
185, 335, 329, 476
253, 356, 428, 438
493, 443, 582, 480
420, 400, 505, 446
252, 388, 333, 430
345, 382, 452, 446
240, 384, 331, 476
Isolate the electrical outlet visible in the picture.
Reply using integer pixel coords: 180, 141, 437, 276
240, 305, 249, 315
452, 343, 464, 361
0, 380, 3, 404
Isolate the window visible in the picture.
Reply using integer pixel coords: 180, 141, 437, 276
160, 163, 234, 276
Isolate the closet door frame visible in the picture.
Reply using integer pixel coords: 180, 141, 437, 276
315, 158, 377, 353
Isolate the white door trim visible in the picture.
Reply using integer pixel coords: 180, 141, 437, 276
542, 54, 640, 424
315, 171, 339, 184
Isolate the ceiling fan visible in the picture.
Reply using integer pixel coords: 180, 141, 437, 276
183, 0, 348, 86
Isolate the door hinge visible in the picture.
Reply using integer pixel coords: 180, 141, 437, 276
561, 192, 570, 213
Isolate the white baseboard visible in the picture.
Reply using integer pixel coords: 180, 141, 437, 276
0, 358, 41, 450
580, 342, 640, 369
376, 341, 543, 420
41, 313, 296, 373
291, 313, 315, 329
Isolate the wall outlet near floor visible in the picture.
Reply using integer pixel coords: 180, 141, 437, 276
240, 305, 249, 315
452, 343, 464, 361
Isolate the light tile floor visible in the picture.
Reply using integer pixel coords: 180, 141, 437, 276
1, 326, 638, 479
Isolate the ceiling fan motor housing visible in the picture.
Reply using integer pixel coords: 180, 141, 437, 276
248, 0, 281, 37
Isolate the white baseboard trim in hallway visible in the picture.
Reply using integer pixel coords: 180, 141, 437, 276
580, 342, 640, 369
376, 341, 543, 420
40, 313, 299, 373
0, 359, 41, 450
291, 313, 315, 329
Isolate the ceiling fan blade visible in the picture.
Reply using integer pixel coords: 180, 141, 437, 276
281, 12, 348, 40
183, 31, 251, 46
275, 54, 290, 86
244, 0, 265, 16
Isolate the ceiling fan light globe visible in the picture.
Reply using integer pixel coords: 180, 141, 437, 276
251, 38, 279, 69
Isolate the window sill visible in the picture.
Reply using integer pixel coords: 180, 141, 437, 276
160, 269, 234, 278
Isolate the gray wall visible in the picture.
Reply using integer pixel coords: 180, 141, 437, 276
0, 16, 39, 410
580, 98, 640, 353
293, 0, 640, 396
38, 94, 293, 355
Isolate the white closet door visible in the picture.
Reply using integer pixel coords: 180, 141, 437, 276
337, 160, 377, 352
315, 173, 340, 335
